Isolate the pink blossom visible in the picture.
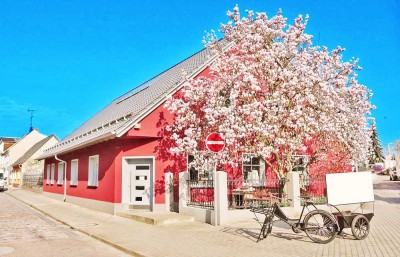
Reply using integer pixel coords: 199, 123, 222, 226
165, 6, 374, 178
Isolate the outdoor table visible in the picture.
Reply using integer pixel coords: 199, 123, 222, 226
232, 187, 255, 208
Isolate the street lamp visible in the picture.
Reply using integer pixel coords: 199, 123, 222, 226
388, 142, 394, 158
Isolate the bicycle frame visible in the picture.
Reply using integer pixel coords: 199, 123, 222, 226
273, 201, 319, 230
251, 196, 339, 243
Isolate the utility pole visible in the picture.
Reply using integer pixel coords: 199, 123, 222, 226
27, 109, 36, 132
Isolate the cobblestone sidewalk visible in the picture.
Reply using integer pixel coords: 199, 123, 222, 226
5, 174, 400, 257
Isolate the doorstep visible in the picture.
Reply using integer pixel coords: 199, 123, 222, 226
116, 210, 195, 225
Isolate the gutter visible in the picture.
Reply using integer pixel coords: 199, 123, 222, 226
38, 132, 116, 160
54, 154, 67, 202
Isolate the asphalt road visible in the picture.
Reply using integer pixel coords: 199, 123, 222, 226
0, 191, 130, 257
373, 173, 400, 204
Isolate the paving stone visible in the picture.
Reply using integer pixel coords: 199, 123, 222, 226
3, 174, 400, 257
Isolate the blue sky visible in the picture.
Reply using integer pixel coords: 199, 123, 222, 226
0, 0, 399, 151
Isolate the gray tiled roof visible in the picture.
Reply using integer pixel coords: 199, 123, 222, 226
40, 41, 230, 159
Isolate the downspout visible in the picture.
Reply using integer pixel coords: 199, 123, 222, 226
19, 164, 22, 185
55, 154, 67, 202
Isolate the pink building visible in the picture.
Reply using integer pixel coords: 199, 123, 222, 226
40, 40, 340, 215
40, 45, 224, 214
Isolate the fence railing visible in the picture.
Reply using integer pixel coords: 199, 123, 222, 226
183, 174, 328, 211
228, 178, 288, 209
22, 173, 43, 186
186, 179, 214, 209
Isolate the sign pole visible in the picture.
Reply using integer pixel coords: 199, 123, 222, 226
213, 157, 217, 225
205, 132, 225, 226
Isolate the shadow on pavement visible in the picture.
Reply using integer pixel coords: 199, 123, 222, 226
374, 194, 400, 204
220, 220, 314, 244
336, 230, 359, 240
374, 181, 400, 190
272, 231, 308, 242
220, 226, 261, 242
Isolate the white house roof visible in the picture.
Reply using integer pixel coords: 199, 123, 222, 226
12, 135, 58, 166
40, 41, 230, 159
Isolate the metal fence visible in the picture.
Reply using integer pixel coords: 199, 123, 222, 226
186, 179, 214, 209
181, 174, 328, 210
228, 178, 288, 209
22, 173, 43, 186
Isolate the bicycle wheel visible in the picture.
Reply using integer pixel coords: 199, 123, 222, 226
351, 215, 370, 240
304, 210, 337, 244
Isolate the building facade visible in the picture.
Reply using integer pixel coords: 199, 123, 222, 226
11, 135, 59, 186
39, 44, 226, 214
1, 130, 47, 186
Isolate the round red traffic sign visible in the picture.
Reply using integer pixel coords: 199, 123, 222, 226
206, 132, 225, 152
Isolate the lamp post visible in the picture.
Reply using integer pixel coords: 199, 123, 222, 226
388, 142, 394, 159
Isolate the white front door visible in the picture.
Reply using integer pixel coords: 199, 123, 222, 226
130, 164, 151, 205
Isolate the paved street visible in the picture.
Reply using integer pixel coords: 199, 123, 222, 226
1, 173, 399, 257
0, 191, 130, 257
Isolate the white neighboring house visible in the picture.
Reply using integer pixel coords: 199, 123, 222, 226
1, 129, 47, 186
10, 134, 59, 187
384, 155, 396, 170
0, 137, 19, 182
11, 134, 59, 185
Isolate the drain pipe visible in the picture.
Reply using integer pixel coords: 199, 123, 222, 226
55, 154, 67, 202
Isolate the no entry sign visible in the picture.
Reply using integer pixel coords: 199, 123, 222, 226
206, 132, 225, 153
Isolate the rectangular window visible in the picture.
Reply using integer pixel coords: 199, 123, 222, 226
50, 164, 55, 185
292, 155, 309, 188
46, 164, 50, 184
70, 159, 78, 186
88, 155, 99, 187
187, 154, 213, 181
57, 162, 64, 185
242, 154, 265, 186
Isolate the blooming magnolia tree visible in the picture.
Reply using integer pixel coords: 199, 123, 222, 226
165, 6, 373, 180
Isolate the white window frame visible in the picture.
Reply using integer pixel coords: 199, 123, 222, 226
292, 155, 308, 173
57, 162, 64, 185
70, 159, 78, 186
292, 155, 310, 188
242, 153, 266, 186
88, 155, 99, 187
46, 164, 50, 184
50, 164, 55, 185
187, 154, 213, 181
